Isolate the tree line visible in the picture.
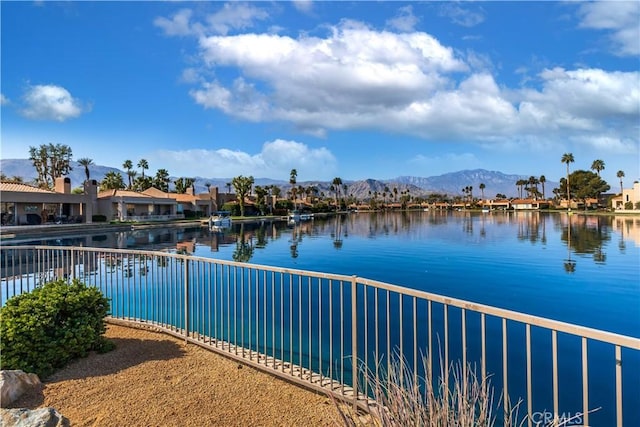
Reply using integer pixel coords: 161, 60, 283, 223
14, 144, 634, 211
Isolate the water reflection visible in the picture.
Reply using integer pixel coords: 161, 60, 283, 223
8, 212, 639, 267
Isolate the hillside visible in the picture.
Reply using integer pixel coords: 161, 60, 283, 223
1, 159, 554, 198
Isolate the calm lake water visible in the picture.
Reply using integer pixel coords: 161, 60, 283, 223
8, 211, 640, 426
18, 211, 640, 337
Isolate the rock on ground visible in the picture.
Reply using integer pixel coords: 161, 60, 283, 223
1, 370, 42, 408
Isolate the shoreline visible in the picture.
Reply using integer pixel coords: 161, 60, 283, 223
1, 209, 638, 243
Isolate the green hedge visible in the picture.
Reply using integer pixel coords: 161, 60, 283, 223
91, 214, 107, 222
0, 278, 113, 378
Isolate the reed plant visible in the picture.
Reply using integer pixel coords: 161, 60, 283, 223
332, 349, 600, 427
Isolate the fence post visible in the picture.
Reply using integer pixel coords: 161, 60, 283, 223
70, 248, 76, 280
184, 256, 190, 343
351, 275, 358, 411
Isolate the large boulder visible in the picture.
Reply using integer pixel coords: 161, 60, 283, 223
0, 407, 70, 427
0, 370, 41, 408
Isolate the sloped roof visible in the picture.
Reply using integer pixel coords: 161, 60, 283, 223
98, 189, 153, 199
142, 187, 174, 198
0, 181, 56, 193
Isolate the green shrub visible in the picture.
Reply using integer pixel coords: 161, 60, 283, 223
92, 214, 107, 222
625, 201, 634, 210
0, 278, 112, 378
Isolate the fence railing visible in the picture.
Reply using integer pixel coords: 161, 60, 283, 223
1, 245, 639, 426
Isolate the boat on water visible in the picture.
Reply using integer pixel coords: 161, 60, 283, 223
288, 210, 313, 223
208, 211, 232, 229
482, 208, 490, 213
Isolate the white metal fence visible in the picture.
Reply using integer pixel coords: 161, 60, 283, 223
1, 245, 639, 426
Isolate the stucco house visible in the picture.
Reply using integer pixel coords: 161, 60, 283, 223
97, 188, 180, 221
143, 187, 219, 217
511, 199, 552, 210
611, 182, 640, 210
1, 177, 97, 225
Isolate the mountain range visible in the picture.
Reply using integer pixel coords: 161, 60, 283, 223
1, 158, 557, 199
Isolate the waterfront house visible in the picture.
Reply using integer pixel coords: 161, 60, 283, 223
481, 199, 511, 210
1, 177, 97, 225
611, 182, 640, 210
97, 188, 180, 221
143, 187, 216, 218
511, 199, 551, 210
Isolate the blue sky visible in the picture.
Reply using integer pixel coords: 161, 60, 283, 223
2, 1, 638, 187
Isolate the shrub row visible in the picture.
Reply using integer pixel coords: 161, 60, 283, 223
0, 279, 113, 378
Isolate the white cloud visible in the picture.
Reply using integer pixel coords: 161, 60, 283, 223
20, 84, 86, 121
205, 3, 269, 35
155, 4, 269, 37
0, 94, 9, 105
149, 139, 337, 180
158, 11, 638, 154
577, 1, 640, 56
439, 4, 485, 28
154, 9, 196, 37
517, 67, 639, 135
386, 5, 419, 33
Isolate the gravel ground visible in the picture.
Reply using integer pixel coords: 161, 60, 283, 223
9, 324, 345, 427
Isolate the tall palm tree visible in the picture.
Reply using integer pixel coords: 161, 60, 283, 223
332, 177, 343, 211
616, 170, 625, 195
539, 175, 546, 199
561, 153, 575, 207
528, 176, 539, 199
123, 160, 133, 188
591, 159, 605, 176
77, 158, 94, 183
479, 183, 485, 200
226, 182, 232, 194
515, 179, 526, 199
127, 170, 137, 189
154, 168, 171, 192
289, 169, 298, 208
137, 159, 149, 178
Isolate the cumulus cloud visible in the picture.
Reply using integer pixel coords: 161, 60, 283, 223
155, 4, 268, 37
20, 84, 87, 121
157, 7, 638, 153
149, 139, 337, 179
577, 1, 640, 56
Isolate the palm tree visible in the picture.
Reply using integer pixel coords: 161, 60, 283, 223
591, 159, 605, 177
100, 171, 125, 190
137, 159, 149, 178
123, 160, 133, 188
154, 168, 171, 192
528, 176, 539, 199
617, 170, 625, 195
226, 182, 232, 194
127, 170, 137, 189
515, 179, 526, 199
332, 177, 343, 211
561, 153, 575, 207
289, 169, 298, 208
539, 175, 546, 199
77, 158, 94, 183
479, 183, 486, 200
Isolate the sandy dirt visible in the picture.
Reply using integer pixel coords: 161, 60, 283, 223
9, 324, 345, 427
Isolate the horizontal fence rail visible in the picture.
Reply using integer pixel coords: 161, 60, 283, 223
1, 245, 639, 426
